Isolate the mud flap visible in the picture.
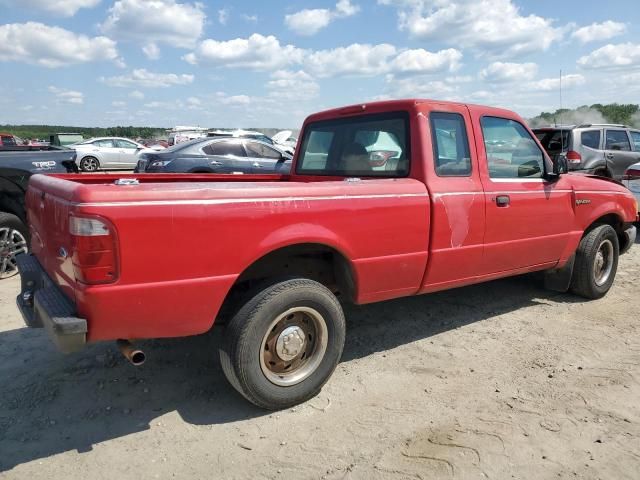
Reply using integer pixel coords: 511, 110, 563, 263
544, 254, 575, 293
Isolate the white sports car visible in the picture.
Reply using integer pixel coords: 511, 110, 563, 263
72, 137, 161, 171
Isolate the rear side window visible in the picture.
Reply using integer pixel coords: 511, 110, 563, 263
430, 112, 471, 176
202, 141, 245, 157
481, 116, 544, 179
605, 130, 631, 151
630, 131, 640, 151
534, 129, 571, 153
296, 111, 409, 177
581, 130, 601, 149
93, 139, 114, 148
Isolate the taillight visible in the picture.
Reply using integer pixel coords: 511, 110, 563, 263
566, 150, 581, 164
69, 216, 119, 284
624, 166, 640, 180
368, 150, 398, 167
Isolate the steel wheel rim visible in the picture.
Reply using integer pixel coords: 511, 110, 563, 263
593, 239, 614, 286
259, 306, 328, 387
0, 227, 28, 279
83, 158, 98, 171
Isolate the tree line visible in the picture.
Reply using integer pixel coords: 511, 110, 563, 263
0, 125, 166, 141
528, 103, 640, 128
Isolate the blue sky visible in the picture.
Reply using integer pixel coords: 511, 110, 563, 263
0, 0, 639, 128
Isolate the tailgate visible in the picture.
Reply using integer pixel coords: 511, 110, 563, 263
26, 182, 77, 301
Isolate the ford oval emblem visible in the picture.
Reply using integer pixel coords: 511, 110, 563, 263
58, 247, 68, 259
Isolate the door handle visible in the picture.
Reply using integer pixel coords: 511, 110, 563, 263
252, 162, 263, 168
606, 153, 614, 159
210, 160, 222, 166
494, 195, 510, 207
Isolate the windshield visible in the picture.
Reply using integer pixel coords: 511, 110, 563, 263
296, 111, 409, 177
533, 129, 571, 154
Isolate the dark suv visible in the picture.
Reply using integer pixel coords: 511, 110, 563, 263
533, 124, 640, 180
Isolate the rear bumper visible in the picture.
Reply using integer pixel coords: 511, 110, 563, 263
15, 254, 87, 353
621, 225, 637, 255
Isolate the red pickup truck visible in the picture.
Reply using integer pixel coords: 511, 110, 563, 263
16, 100, 638, 409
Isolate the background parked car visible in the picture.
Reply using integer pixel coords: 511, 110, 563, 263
135, 137, 292, 174
0, 146, 78, 278
272, 130, 298, 154
624, 162, 640, 215
533, 123, 640, 180
72, 137, 158, 171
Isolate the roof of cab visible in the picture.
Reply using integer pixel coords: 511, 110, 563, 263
303, 99, 525, 124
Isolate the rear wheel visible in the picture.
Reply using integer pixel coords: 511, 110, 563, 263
80, 156, 100, 172
0, 213, 29, 279
570, 224, 619, 299
220, 278, 346, 410
593, 168, 611, 178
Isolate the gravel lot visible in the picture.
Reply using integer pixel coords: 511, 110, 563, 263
1, 240, 639, 479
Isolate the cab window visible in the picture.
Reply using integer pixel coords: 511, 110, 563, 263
296, 111, 409, 177
430, 112, 471, 176
481, 117, 544, 179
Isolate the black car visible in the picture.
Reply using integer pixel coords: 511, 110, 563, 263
0, 147, 78, 278
135, 137, 292, 174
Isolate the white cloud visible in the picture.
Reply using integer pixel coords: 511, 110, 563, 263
578, 43, 640, 70
526, 73, 586, 92
101, 69, 194, 88
142, 42, 160, 60
0, 0, 100, 17
335, 0, 360, 16
285, 9, 332, 36
306, 43, 397, 77
184, 34, 305, 70
48, 86, 84, 105
242, 14, 258, 23
571, 21, 626, 44
390, 48, 462, 75
0, 22, 120, 68
285, 0, 359, 36
129, 90, 145, 99
379, 0, 563, 58
101, 0, 205, 49
268, 70, 319, 100
112, 100, 126, 107
387, 77, 458, 99
186, 34, 463, 79
213, 92, 251, 106
480, 62, 538, 83
218, 8, 229, 25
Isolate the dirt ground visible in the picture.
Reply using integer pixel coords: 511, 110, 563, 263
1, 241, 639, 480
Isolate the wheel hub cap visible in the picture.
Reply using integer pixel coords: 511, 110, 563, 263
276, 326, 306, 361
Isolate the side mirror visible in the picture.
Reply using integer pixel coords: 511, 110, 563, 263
554, 155, 569, 175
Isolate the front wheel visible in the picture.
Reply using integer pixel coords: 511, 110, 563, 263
220, 278, 346, 410
570, 224, 619, 299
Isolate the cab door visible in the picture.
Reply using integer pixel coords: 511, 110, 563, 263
419, 104, 486, 292
471, 113, 574, 274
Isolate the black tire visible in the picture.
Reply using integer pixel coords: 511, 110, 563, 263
80, 156, 100, 172
593, 168, 611, 178
570, 224, 619, 299
0, 212, 29, 279
220, 278, 346, 410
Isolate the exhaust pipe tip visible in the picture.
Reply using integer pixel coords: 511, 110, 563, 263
117, 339, 146, 366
